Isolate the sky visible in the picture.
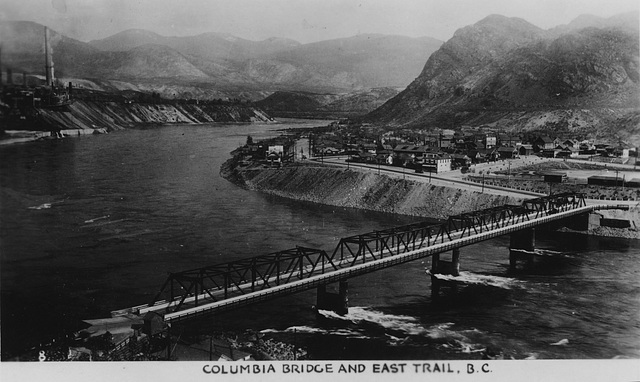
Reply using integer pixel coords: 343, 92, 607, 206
1, 0, 638, 43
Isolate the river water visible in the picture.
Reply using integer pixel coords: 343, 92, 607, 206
1, 121, 639, 360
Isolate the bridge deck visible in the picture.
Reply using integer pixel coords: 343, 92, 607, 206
115, 195, 628, 323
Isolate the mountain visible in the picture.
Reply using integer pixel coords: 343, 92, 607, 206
2, 21, 442, 97
0, 20, 99, 77
89, 30, 442, 90
89, 29, 301, 61
549, 12, 640, 36
365, 13, 640, 144
87, 29, 167, 51
74, 44, 209, 79
263, 34, 443, 88
255, 87, 401, 118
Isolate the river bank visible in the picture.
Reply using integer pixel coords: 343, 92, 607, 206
221, 158, 640, 239
221, 159, 521, 220
1, 99, 274, 145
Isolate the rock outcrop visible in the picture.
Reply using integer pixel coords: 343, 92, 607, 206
365, 13, 640, 144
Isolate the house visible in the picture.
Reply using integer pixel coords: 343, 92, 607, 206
269, 143, 296, 160
518, 144, 535, 156
423, 153, 452, 173
497, 146, 518, 159
319, 146, 341, 155
478, 148, 500, 162
377, 144, 394, 157
542, 172, 567, 183
498, 134, 520, 147
360, 143, 377, 154
425, 133, 439, 148
451, 153, 471, 169
541, 148, 561, 158
485, 135, 497, 148
393, 145, 430, 164
474, 134, 487, 150
466, 150, 483, 163
557, 147, 579, 158
351, 151, 376, 163
439, 130, 455, 148
588, 175, 621, 186
533, 136, 556, 151
562, 139, 580, 149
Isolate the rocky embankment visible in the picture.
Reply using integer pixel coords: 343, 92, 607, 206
221, 159, 520, 219
222, 158, 640, 239
35, 100, 273, 132
579, 206, 640, 239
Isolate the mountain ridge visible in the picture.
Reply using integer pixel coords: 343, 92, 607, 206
1, 20, 442, 94
364, 12, 640, 145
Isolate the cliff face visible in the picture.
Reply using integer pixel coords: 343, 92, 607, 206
35, 101, 273, 131
365, 13, 640, 144
221, 161, 520, 219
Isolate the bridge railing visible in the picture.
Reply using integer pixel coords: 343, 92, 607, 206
148, 246, 335, 312
330, 220, 444, 265
146, 192, 589, 315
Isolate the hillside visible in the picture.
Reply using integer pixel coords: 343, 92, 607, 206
0, 20, 99, 77
89, 29, 301, 61
365, 12, 640, 144
71, 44, 210, 79
255, 87, 400, 118
1, 21, 442, 96
254, 34, 443, 89
34, 100, 273, 132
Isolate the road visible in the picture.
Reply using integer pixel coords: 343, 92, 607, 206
312, 156, 544, 199
310, 156, 640, 207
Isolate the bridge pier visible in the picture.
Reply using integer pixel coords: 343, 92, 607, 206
316, 280, 348, 315
430, 248, 461, 299
509, 228, 536, 270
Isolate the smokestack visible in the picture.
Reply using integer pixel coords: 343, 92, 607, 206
23, 72, 28, 87
44, 27, 55, 86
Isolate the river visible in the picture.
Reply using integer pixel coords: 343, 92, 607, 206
1, 121, 639, 360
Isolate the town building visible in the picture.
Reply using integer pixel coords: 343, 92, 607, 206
423, 153, 452, 173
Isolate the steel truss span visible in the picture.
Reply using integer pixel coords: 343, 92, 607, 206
121, 192, 626, 322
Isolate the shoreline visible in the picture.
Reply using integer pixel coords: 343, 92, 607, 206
221, 157, 640, 239
0, 128, 109, 146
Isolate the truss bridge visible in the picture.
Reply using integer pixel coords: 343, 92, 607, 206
114, 192, 628, 323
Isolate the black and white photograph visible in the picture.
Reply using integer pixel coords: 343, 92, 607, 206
1, 0, 639, 380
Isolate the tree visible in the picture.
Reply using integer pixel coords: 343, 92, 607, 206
246, 135, 254, 145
